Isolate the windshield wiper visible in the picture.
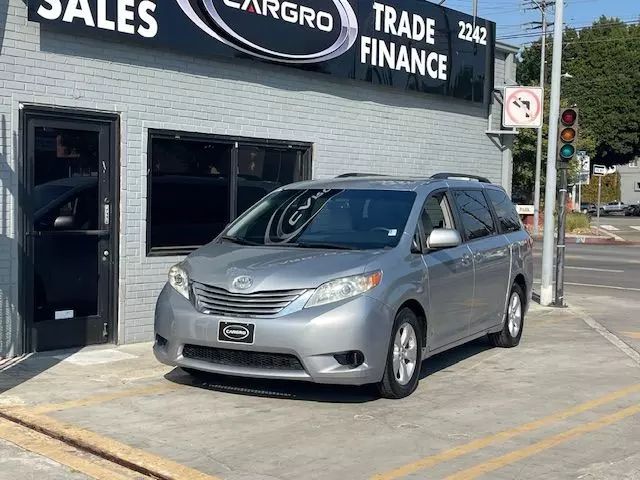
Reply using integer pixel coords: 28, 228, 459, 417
221, 235, 261, 246
293, 241, 355, 250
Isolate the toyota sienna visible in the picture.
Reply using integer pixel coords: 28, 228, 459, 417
154, 173, 533, 398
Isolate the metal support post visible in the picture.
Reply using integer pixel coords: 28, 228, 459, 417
540, 0, 565, 306
596, 176, 602, 235
555, 165, 568, 306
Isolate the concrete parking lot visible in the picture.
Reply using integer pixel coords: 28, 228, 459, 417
1, 297, 640, 480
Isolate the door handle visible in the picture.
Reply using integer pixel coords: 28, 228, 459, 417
461, 253, 472, 266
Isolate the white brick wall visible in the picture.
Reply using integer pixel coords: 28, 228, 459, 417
0, 0, 515, 355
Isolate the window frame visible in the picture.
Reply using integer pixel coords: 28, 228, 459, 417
484, 186, 522, 234
414, 189, 458, 253
146, 129, 312, 256
449, 187, 499, 243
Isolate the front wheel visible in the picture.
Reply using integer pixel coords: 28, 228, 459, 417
489, 283, 525, 348
377, 308, 423, 399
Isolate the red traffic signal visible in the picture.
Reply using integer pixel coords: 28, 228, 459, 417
561, 108, 577, 126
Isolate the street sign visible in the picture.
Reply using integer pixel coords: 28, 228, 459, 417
503, 86, 544, 128
516, 204, 535, 215
577, 151, 590, 185
593, 164, 607, 176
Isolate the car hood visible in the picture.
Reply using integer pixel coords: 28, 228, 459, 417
184, 242, 385, 292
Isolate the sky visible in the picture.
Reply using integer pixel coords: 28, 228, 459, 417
430, 0, 640, 47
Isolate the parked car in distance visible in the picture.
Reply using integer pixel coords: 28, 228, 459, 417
580, 203, 597, 215
154, 173, 534, 399
600, 201, 626, 215
626, 204, 640, 217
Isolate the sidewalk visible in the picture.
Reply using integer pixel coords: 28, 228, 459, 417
1, 304, 639, 480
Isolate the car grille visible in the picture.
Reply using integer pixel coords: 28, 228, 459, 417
182, 345, 304, 371
192, 282, 305, 317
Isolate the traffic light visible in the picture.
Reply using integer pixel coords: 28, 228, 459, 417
558, 108, 578, 163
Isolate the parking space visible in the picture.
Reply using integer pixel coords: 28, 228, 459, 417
2, 305, 640, 480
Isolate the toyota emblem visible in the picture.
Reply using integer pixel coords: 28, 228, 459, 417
232, 275, 253, 290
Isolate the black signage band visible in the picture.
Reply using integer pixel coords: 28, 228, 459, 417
28, 0, 496, 104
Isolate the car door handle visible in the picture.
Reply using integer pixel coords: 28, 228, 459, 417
461, 254, 473, 266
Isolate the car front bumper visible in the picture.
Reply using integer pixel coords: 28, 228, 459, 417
153, 285, 394, 386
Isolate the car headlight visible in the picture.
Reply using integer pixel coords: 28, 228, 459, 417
305, 271, 382, 308
168, 264, 190, 299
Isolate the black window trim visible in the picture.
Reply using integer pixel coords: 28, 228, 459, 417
146, 129, 312, 257
484, 186, 522, 235
414, 188, 458, 253
449, 186, 499, 243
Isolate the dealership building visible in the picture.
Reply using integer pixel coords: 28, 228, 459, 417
0, 0, 517, 356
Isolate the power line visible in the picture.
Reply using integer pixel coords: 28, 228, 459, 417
497, 19, 640, 40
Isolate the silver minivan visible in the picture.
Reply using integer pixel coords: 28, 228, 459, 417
154, 174, 533, 398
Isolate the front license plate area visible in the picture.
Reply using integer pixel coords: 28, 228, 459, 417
218, 321, 255, 344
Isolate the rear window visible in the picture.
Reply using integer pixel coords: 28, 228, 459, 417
486, 189, 522, 233
452, 190, 496, 240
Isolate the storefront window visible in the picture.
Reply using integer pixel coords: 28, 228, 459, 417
147, 133, 311, 255
237, 146, 304, 216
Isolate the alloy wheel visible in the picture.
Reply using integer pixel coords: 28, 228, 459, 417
507, 292, 522, 337
392, 323, 418, 386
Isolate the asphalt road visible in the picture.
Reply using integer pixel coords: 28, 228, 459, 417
533, 241, 640, 352
593, 213, 640, 242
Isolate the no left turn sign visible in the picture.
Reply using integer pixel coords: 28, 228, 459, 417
503, 86, 544, 129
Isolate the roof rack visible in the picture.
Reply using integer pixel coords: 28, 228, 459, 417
430, 173, 492, 183
336, 173, 388, 178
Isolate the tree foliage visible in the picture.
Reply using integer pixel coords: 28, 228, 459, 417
580, 173, 621, 204
512, 17, 639, 200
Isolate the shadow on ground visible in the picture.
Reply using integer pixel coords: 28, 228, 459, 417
164, 337, 494, 403
0, 348, 81, 398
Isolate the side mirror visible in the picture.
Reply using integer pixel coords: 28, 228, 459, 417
427, 228, 462, 250
53, 215, 75, 230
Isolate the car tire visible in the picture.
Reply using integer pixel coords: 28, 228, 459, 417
377, 308, 424, 399
489, 283, 525, 348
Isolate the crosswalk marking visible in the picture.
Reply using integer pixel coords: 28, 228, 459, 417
600, 225, 619, 231
631, 226, 640, 232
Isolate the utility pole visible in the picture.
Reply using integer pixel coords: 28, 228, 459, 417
539, 0, 565, 307
528, 0, 552, 237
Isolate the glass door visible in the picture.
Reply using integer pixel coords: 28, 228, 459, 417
25, 115, 114, 351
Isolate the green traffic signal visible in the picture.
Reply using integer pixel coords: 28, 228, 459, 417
560, 144, 575, 160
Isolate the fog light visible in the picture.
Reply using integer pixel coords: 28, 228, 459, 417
155, 334, 168, 347
334, 351, 364, 368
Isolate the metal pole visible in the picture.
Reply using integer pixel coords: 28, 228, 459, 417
540, 0, 565, 306
578, 179, 582, 212
596, 176, 602, 234
532, 3, 547, 237
555, 166, 568, 306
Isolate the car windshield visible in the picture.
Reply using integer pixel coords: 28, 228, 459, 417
225, 188, 417, 249
33, 185, 75, 212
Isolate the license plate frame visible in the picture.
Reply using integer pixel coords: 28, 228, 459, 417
217, 321, 255, 345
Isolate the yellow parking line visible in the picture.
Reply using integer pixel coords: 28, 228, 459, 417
31, 383, 180, 414
371, 383, 640, 480
444, 403, 640, 480
622, 332, 640, 339
0, 409, 222, 480
0, 418, 151, 480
